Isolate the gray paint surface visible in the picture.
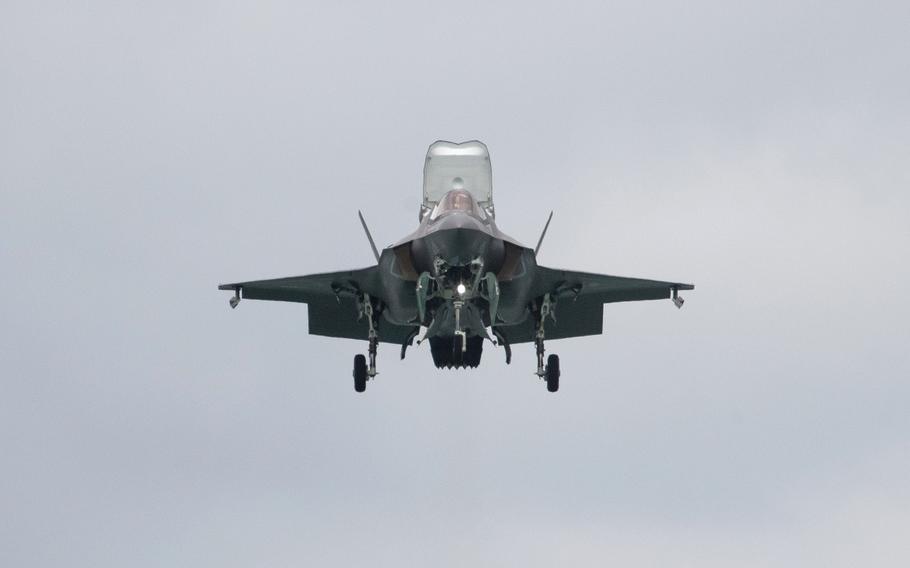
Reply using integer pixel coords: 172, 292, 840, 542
2, 1, 909, 566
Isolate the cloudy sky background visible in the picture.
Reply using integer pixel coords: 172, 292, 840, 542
2, 1, 909, 566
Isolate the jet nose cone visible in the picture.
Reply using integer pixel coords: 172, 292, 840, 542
409, 211, 504, 272
433, 212, 487, 232
433, 227, 499, 267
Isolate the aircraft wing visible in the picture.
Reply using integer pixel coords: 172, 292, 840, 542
495, 267, 694, 344
218, 268, 418, 344
535, 266, 694, 304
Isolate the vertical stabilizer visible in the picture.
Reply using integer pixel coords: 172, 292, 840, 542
535, 211, 554, 256
358, 210, 381, 263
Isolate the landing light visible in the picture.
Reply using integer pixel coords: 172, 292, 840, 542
456, 283, 466, 296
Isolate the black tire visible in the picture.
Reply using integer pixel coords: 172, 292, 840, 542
353, 354, 367, 392
546, 354, 560, 392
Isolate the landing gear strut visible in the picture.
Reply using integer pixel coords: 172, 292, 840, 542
353, 293, 380, 392
534, 294, 560, 392
453, 300, 467, 366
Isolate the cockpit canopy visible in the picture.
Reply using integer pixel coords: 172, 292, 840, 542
421, 140, 494, 221
429, 189, 488, 221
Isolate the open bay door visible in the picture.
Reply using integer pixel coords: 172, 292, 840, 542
421, 140, 494, 221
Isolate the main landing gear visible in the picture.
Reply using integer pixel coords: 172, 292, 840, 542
536, 336, 560, 393
353, 294, 380, 393
535, 294, 560, 392
545, 354, 560, 393
353, 354, 367, 393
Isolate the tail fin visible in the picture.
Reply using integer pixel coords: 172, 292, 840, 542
534, 211, 553, 256
358, 210, 381, 263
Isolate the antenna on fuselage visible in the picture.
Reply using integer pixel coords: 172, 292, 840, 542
534, 211, 554, 257
358, 210, 381, 263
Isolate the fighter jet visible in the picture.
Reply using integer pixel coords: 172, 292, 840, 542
219, 141, 693, 392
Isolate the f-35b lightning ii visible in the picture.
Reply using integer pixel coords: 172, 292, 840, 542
219, 141, 693, 392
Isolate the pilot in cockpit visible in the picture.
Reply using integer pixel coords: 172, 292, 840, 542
429, 187, 487, 222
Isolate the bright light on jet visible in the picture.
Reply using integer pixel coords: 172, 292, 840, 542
456, 283, 466, 296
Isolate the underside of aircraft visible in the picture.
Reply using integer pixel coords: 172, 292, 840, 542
220, 141, 693, 392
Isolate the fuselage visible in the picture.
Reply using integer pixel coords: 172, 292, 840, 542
410, 212, 506, 275
390, 189, 534, 368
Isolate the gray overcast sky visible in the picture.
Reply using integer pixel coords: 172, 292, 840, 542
2, 1, 909, 566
